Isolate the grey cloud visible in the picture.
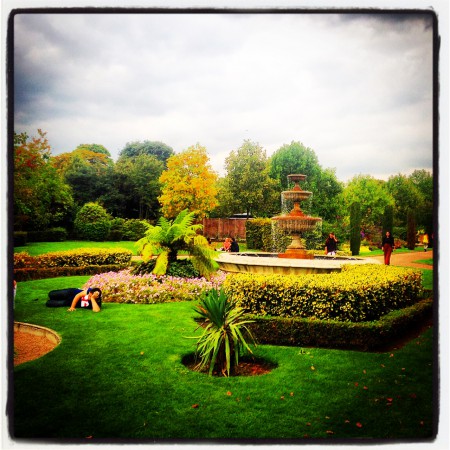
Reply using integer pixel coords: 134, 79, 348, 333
12, 11, 434, 182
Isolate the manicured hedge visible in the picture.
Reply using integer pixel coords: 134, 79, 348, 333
14, 265, 129, 282
14, 248, 132, 268
13, 248, 133, 281
246, 298, 433, 351
222, 265, 423, 322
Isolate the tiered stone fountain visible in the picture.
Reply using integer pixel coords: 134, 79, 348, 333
272, 174, 321, 259
216, 174, 380, 275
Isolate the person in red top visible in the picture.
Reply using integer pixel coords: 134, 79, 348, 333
46, 287, 102, 312
382, 231, 395, 265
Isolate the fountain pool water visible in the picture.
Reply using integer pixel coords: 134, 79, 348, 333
216, 174, 380, 275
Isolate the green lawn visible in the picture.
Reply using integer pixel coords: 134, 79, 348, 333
12, 274, 435, 441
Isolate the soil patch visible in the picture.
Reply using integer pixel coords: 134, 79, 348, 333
14, 323, 60, 366
182, 353, 277, 377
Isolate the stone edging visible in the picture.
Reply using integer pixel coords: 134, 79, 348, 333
14, 321, 62, 346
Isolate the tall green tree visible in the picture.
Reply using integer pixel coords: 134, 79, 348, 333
218, 140, 278, 217
106, 154, 164, 220
269, 141, 342, 221
13, 130, 74, 231
382, 205, 394, 238
340, 175, 394, 229
409, 169, 434, 234
118, 140, 174, 165
349, 202, 362, 256
407, 209, 416, 250
386, 174, 423, 227
52, 145, 113, 208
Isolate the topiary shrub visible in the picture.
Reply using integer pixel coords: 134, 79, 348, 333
350, 202, 361, 256
74, 202, 111, 241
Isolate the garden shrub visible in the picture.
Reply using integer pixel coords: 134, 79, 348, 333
122, 219, 150, 241
108, 217, 125, 241
74, 202, 111, 241
222, 264, 423, 322
246, 298, 432, 351
83, 269, 226, 304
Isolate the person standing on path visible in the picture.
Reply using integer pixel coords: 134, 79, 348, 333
382, 231, 395, 265
422, 233, 429, 252
325, 233, 338, 256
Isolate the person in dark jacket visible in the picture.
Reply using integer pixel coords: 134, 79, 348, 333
325, 233, 338, 256
46, 287, 102, 312
382, 231, 395, 265
230, 237, 240, 253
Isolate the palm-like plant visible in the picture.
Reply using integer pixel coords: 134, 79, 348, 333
136, 209, 218, 277
193, 288, 256, 377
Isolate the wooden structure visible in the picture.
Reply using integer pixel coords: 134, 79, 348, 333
202, 218, 248, 241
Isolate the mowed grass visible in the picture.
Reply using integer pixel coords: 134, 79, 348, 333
12, 274, 435, 441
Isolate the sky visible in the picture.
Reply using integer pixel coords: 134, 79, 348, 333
11, 10, 436, 182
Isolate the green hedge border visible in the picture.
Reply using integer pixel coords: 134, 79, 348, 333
246, 297, 433, 351
13, 264, 130, 282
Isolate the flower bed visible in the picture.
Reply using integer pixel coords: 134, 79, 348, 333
83, 269, 227, 304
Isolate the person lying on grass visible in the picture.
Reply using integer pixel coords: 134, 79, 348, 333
46, 288, 102, 312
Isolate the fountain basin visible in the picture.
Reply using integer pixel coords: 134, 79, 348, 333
216, 252, 381, 275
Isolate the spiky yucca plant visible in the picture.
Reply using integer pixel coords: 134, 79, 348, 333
193, 288, 256, 377
136, 209, 218, 277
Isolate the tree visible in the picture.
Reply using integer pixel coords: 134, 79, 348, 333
269, 141, 343, 221
108, 154, 164, 220
409, 169, 434, 235
386, 174, 423, 226
349, 202, 362, 256
218, 140, 278, 218
382, 205, 394, 238
407, 209, 416, 250
52, 145, 113, 207
14, 130, 74, 231
340, 175, 394, 229
158, 144, 219, 219
118, 140, 174, 165
136, 209, 218, 277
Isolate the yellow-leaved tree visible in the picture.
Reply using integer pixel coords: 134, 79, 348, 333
158, 144, 219, 219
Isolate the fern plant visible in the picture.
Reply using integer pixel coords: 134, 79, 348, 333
136, 209, 218, 277
193, 288, 256, 377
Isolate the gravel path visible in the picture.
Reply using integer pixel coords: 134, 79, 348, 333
367, 249, 434, 269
